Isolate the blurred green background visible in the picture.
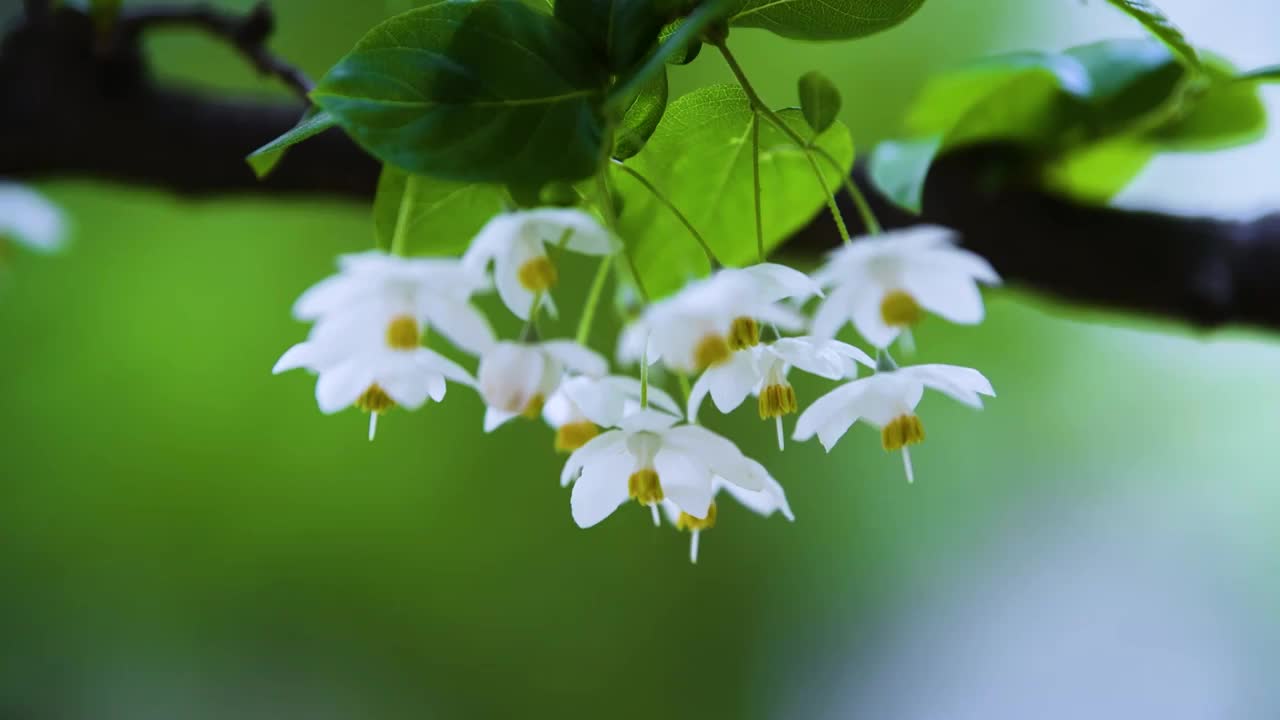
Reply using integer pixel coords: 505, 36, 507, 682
3, 1, 1280, 718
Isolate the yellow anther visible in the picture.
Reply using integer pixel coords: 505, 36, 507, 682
881, 414, 925, 451
521, 393, 546, 419
628, 468, 664, 505
517, 255, 558, 292
676, 501, 717, 532
554, 421, 599, 453
356, 384, 395, 414
385, 314, 421, 350
727, 316, 760, 350
880, 290, 923, 327
693, 334, 732, 370
758, 383, 798, 419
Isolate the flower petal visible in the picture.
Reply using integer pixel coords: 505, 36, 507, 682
792, 379, 868, 451
314, 360, 372, 415
619, 408, 681, 434
655, 448, 714, 519
424, 300, 496, 356
906, 363, 995, 409
569, 446, 634, 528
662, 425, 761, 491
541, 340, 608, 378
706, 352, 758, 414
483, 406, 518, 433
561, 429, 627, 486
715, 462, 794, 521
902, 264, 986, 325
770, 337, 872, 380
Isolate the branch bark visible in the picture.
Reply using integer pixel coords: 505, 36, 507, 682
2, 3, 1279, 333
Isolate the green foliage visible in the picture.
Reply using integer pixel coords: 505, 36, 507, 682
1102, 0, 1201, 69
373, 165, 506, 255
613, 84, 853, 298
870, 38, 1266, 210
1239, 65, 1280, 83
554, 0, 678, 71
246, 110, 338, 179
614, 69, 670, 160
606, 0, 730, 112
312, 0, 608, 187
726, 0, 925, 40
798, 71, 841, 134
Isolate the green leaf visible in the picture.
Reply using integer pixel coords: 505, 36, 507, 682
867, 137, 939, 213
727, 0, 925, 41
554, 0, 676, 70
1042, 139, 1154, 202
614, 84, 853, 298
658, 19, 703, 65
1239, 64, 1280, 83
1063, 38, 1183, 135
614, 68, 669, 160
313, 0, 609, 187
797, 71, 841, 134
373, 165, 507, 255
246, 110, 338, 179
1146, 58, 1266, 151
1102, 0, 1200, 69
607, 0, 730, 112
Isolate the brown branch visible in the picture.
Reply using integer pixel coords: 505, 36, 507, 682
116, 1, 313, 99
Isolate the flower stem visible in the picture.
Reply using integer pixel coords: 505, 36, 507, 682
610, 159, 720, 270
810, 144, 882, 235
595, 169, 650, 303
751, 111, 764, 262
576, 255, 613, 346
519, 291, 543, 342
640, 345, 650, 409
390, 173, 420, 257
714, 41, 853, 245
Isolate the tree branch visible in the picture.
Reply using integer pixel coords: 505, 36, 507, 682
2, 3, 1279, 333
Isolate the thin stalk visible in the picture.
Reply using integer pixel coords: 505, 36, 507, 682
390, 173, 420, 257
611, 159, 720, 269
595, 169, 649, 303
518, 291, 543, 342
751, 112, 764, 262
640, 347, 650, 409
810, 144, 882, 235
576, 256, 613, 346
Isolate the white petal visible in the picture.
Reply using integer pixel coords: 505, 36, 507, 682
792, 380, 868, 451
426, 373, 447, 402
705, 352, 758, 414
314, 360, 372, 415
378, 364, 434, 410
561, 430, 627, 486
0, 183, 66, 252
616, 322, 653, 367
462, 213, 517, 275
906, 364, 995, 409
902, 264, 986, 325
618, 408, 680, 434
416, 348, 476, 388
736, 263, 823, 301
478, 343, 544, 413
770, 337, 872, 380
542, 386, 579, 428
685, 371, 713, 422
569, 447, 634, 528
809, 283, 856, 339
662, 425, 761, 491
424, 300, 495, 356
273, 341, 322, 375
654, 449, 714, 519
525, 208, 617, 256
541, 340, 608, 378
716, 463, 794, 521
917, 246, 1001, 285
491, 237, 539, 321
483, 406, 518, 432
851, 285, 900, 349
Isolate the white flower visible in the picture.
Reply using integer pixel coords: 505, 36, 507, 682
293, 251, 494, 356
687, 337, 873, 449
0, 182, 66, 253
273, 304, 475, 441
561, 409, 764, 528
477, 340, 608, 432
463, 208, 618, 320
542, 374, 680, 452
793, 362, 995, 482
618, 263, 820, 374
660, 460, 794, 563
810, 226, 1000, 348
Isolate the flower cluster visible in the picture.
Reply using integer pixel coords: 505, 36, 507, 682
275, 209, 999, 562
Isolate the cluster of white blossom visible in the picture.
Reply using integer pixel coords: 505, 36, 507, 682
275, 208, 999, 562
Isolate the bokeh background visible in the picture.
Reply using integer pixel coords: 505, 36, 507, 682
2, 0, 1280, 718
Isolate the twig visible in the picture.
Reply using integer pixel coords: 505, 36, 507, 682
118, 2, 313, 99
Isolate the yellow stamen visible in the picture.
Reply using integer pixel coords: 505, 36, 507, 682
521, 393, 546, 419
554, 421, 599, 453
880, 290, 922, 327
758, 383, 797, 419
676, 501, 717, 532
385, 314, 421, 350
727, 316, 760, 350
628, 468, 664, 505
356, 384, 395, 414
693, 334, 732, 370
517, 256, 558, 292
881, 414, 925, 451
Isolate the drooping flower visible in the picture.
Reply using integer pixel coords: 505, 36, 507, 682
617, 263, 820, 374
660, 460, 794, 563
687, 336, 874, 448
0, 182, 66, 254
293, 251, 494, 356
463, 208, 618, 320
561, 409, 764, 528
792, 359, 995, 482
477, 340, 608, 432
273, 305, 475, 441
810, 226, 1000, 349
542, 375, 680, 452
